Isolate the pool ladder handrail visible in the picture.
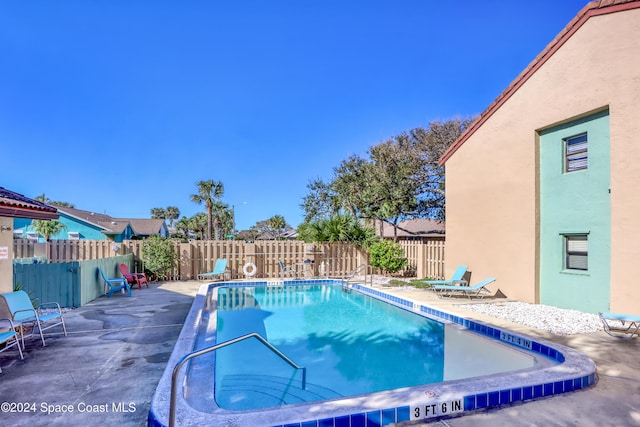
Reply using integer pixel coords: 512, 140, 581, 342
169, 332, 306, 427
344, 264, 373, 287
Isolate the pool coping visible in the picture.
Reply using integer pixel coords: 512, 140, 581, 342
148, 279, 597, 427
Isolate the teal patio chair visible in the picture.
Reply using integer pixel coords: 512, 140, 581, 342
0, 318, 24, 372
0, 290, 68, 348
430, 277, 496, 299
197, 259, 229, 281
423, 265, 468, 286
100, 268, 132, 298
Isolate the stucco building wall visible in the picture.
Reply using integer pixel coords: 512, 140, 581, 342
0, 217, 14, 293
444, 7, 640, 312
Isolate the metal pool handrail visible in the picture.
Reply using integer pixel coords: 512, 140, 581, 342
169, 332, 306, 427
345, 264, 373, 286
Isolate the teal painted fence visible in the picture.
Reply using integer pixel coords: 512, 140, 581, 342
13, 254, 134, 308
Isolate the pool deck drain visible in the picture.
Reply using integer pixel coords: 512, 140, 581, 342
0, 279, 638, 426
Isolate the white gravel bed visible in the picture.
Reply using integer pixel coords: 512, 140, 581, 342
350, 276, 603, 335
458, 301, 604, 335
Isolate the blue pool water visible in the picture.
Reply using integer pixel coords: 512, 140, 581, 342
149, 280, 596, 427
195, 283, 535, 411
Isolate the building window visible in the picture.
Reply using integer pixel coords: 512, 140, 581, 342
565, 133, 588, 172
565, 234, 588, 271
68, 232, 80, 240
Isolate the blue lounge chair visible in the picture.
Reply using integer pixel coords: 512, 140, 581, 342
430, 277, 496, 299
423, 265, 468, 286
100, 268, 132, 298
599, 312, 640, 339
197, 259, 229, 281
0, 290, 68, 348
0, 318, 24, 372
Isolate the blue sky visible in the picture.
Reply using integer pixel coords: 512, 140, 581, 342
0, 0, 589, 231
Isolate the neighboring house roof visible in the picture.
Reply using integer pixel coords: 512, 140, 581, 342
0, 186, 59, 220
376, 218, 445, 239
439, 0, 640, 165
52, 206, 167, 238
53, 206, 120, 233
121, 218, 168, 236
281, 229, 298, 239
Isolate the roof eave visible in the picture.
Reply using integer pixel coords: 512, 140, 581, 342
0, 206, 60, 220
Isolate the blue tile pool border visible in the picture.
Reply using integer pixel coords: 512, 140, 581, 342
148, 280, 597, 427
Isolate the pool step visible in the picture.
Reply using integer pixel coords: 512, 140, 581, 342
217, 374, 342, 410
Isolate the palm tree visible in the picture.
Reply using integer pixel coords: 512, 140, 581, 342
32, 220, 66, 241
190, 213, 208, 240
209, 202, 234, 239
190, 180, 224, 240
269, 215, 287, 239
34, 194, 75, 208
165, 206, 180, 228
150, 208, 166, 219
298, 213, 377, 248
174, 216, 191, 240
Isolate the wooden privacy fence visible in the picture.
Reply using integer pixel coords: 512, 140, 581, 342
13, 238, 446, 280
13, 238, 120, 261
397, 240, 445, 280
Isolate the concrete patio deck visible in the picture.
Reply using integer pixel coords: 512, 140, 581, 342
0, 280, 638, 427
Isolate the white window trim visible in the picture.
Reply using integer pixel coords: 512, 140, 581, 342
563, 233, 588, 271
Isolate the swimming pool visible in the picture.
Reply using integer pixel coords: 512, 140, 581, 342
149, 279, 596, 426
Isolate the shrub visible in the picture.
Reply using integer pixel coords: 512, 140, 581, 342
141, 236, 177, 280
368, 240, 407, 274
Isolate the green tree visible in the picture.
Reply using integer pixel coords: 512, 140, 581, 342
300, 117, 475, 228
236, 226, 259, 242
367, 134, 423, 241
331, 155, 376, 218
253, 217, 292, 240
300, 178, 339, 223
190, 180, 224, 240
32, 220, 66, 241
408, 117, 476, 219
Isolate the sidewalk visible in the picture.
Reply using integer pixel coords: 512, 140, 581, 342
0, 281, 638, 427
